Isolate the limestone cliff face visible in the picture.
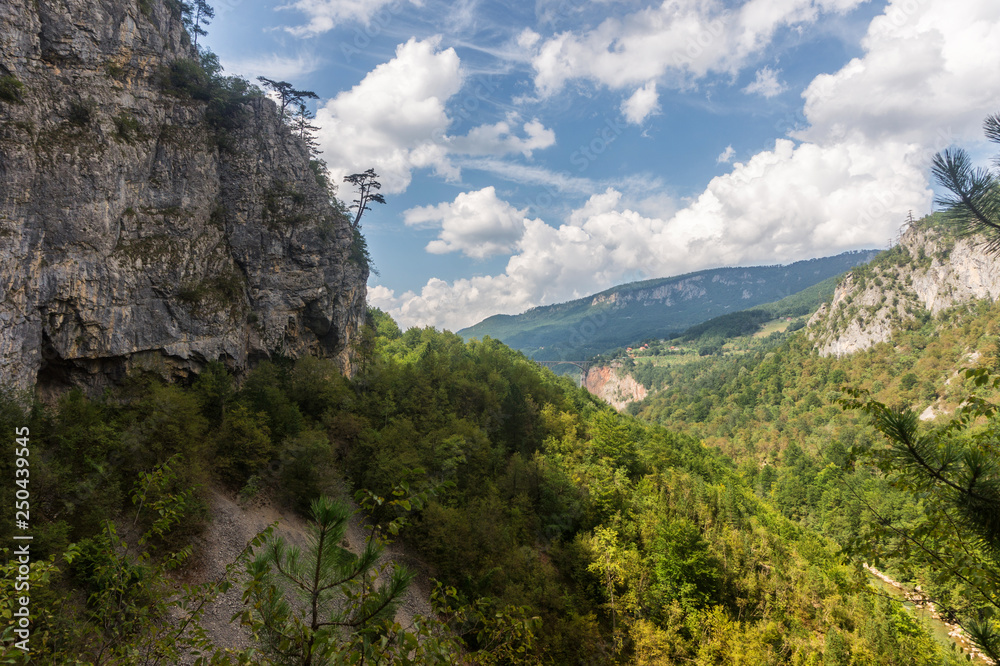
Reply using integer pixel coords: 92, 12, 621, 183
809, 225, 1000, 357
590, 276, 710, 308
0, 0, 367, 393
583, 363, 648, 411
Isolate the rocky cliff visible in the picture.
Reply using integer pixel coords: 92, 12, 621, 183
583, 362, 648, 411
0, 0, 367, 394
808, 222, 1000, 356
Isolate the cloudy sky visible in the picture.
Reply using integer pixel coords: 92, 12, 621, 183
206, 0, 1000, 331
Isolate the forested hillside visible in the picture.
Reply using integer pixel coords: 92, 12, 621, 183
628, 216, 1000, 458
593, 215, 1000, 663
0, 304, 984, 664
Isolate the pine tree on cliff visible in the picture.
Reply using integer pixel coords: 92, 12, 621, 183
257, 77, 319, 121
344, 168, 386, 231
181, 0, 215, 48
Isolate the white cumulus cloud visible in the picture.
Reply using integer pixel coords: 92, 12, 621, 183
403, 187, 530, 258
743, 66, 787, 98
314, 37, 461, 193
314, 38, 557, 194
621, 82, 661, 125
797, 0, 1000, 145
449, 116, 556, 157
367, 284, 398, 311
527, 0, 867, 95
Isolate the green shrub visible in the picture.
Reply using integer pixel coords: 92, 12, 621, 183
160, 58, 213, 101
263, 181, 310, 228
310, 158, 333, 194
68, 99, 95, 126
159, 51, 262, 131
104, 62, 126, 79
112, 111, 142, 143
216, 404, 272, 486
191, 360, 234, 427
239, 362, 304, 444
176, 270, 246, 313
276, 428, 333, 513
350, 227, 376, 275
0, 74, 24, 103
176, 282, 206, 304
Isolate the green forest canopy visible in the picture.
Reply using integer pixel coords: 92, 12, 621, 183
2, 301, 996, 663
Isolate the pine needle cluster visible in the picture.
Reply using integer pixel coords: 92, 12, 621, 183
932, 113, 1000, 254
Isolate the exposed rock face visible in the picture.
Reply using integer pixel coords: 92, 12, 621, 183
0, 0, 367, 393
583, 363, 648, 411
809, 225, 1000, 357
807, 272, 902, 358
590, 276, 710, 308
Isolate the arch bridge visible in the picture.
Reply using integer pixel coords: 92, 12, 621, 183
534, 360, 596, 374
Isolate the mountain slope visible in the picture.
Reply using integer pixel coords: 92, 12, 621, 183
459, 250, 877, 361
809, 216, 1000, 356
609, 216, 1000, 457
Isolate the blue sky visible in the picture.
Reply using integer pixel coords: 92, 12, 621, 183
205, 0, 1000, 331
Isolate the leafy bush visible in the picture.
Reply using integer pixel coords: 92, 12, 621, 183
350, 226, 376, 275
67, 99, 95, 126
0, 74, 24, 103
159, 50, 262, 131
112, 111, 142, 143
215, 404, 272, 487
160, 58, 212, 100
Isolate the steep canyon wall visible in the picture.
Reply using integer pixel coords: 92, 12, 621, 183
0, 0, 367, 393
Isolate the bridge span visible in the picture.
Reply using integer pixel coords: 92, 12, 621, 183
533, 360, 596, 374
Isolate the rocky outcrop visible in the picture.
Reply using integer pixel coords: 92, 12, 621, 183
590, 276, 709, 308
807, 272, 904, 358
0, 0, 367, 394
583, 363, 648, 411
809, 224, 1000, 357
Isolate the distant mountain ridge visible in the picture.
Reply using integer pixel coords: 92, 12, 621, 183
459, 251, 878, 361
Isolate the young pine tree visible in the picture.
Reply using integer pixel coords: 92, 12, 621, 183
242, 496, 412, 665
